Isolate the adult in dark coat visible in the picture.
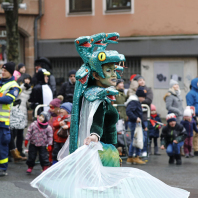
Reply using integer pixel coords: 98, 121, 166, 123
29, 68, 53, 115
58, 70, 76, 103
134, 75, 153, 156
32, 57, 56, 97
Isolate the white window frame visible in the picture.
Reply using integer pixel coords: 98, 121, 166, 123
66, 0, 95, 17
103, 0, 134, 15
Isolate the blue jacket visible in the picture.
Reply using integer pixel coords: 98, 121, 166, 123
186, 78, 198, 116
126, 95, 146, 129
180, 119, 198, 137
0, 76, 20, 129
149, 114, 162, 138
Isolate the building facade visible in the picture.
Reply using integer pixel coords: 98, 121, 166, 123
0, 0, 42, 75
1, 0, 198, 117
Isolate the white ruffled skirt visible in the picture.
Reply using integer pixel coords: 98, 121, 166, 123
31, 142, 190, 198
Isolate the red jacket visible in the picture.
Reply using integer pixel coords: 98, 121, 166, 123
53, 115, 71, 143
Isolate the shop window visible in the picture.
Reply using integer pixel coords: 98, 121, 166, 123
106, 0, 131, 10
69, 0, 92, 13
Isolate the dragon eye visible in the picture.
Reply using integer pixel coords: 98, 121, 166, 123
98, 52, 106, 61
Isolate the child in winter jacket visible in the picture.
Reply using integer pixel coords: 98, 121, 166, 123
161, 113, 187, 165
25, 111, 53, 173
126, 86, 147, 165
180, 107, 198, 158
52, 102, 72, 164
149, 104, 162, 155
48, 95, 64, 164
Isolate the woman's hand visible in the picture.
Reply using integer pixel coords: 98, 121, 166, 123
62, 125, 68, 129
84, 135, 98, 145
160, 145, 165, 150
59, 121, 65, 126
173, 140, 178, 144
136, 117, 141, 123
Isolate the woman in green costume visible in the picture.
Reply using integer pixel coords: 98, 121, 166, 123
31, 33, 190, 198
84, 62, 121, 167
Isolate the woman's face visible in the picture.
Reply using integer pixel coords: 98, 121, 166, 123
173, 84, 179, 91
44, 75, 49, 83
98, 63, 117, 88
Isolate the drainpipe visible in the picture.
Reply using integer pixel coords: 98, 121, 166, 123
34, 0, 43, 60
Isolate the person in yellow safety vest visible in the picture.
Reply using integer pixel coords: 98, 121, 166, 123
0, 62, 21, 177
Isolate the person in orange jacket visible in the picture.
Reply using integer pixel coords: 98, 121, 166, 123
52, 102, 72, 164
48, 95, 64, 164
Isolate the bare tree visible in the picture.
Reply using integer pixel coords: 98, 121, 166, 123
0, 0, 23, 64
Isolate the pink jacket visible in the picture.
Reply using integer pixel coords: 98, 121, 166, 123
25, 121, 53, 146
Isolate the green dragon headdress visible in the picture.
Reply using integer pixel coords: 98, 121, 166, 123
70, 32, 126, 153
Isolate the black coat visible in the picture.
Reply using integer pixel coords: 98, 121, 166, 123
58, 81, 75, 103
126, 95, 146, 129
29, 70, 52, 115
161, 123, 187, 147
32, 73, 56, 98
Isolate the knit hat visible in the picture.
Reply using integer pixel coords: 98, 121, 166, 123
166, 113, 177, 123
39, 111, 51, 123
60, 102, 73, 114
116, 79, 124, 86
50, 95, 64, 108
130, 74, 137, 81
169, 79, 178, 88
2, 62, 15, 76
17, 63, 25, 70
136, 86, 147, 97
68, 70, 76, 77
150, 104, 156, 111
22, 73, 32, 82
183, 106, 192, 117
134, 74, 144, 81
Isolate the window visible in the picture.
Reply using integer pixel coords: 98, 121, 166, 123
106, 0, 131, 10
69, 0, 92, 13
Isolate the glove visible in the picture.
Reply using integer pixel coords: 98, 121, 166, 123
155, 124, 161, 129
24, 140, 28, 147
24, 83, 31, 90
47, 145, 52, 152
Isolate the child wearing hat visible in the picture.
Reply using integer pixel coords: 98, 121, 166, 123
180, 107, 198, 158
161, 113, 187, 165
47, 95, 64, 164
149, 104, 162, 155
52, 102, 72, 164
125, 86, 148, 165
25, 111, 53, 173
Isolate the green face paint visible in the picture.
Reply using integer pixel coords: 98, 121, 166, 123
98, 63, 117, 88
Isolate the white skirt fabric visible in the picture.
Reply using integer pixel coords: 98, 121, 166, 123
31, 142, 190, 198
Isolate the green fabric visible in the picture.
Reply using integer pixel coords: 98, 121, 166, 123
90, 102, 119, 145
98, 142, 120, 167
175, 135, 185, 143
114, 90, 127, 121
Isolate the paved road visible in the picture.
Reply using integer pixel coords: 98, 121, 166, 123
0, 149, 197, 198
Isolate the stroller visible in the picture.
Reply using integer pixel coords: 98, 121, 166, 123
113, 104, 131, 159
